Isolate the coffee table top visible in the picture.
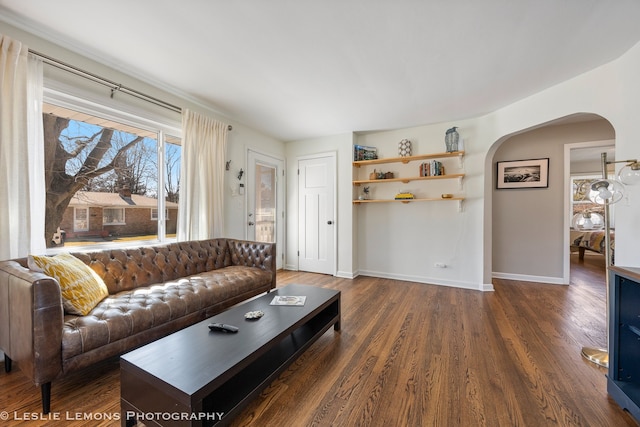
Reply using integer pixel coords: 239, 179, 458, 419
120, 284, 340, 401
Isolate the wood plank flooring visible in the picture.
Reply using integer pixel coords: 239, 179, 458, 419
0, 253, 637, 426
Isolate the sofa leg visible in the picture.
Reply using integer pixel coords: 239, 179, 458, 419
41, 382, 51, 414
4, 354, 11, 372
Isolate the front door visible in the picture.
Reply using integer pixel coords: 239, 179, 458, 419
247, 150, 284, 269
298, 153, 336, 275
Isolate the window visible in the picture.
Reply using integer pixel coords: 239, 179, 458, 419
571, 174, 613, 229
255, 164, 276, 243
151, 208, 169, 220
103, 208, 125, 225
42, 99, 181, 249
74, 207, 89, 231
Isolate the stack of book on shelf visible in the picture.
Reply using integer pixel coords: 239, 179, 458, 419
354, 145, 378, 161
420, 160, 445, 176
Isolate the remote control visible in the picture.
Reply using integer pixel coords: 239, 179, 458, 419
208, 322, 239, 333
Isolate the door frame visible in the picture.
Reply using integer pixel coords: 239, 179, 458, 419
563, 139, 615, 284
296, 151, 337, 276
246, 148, 286, 269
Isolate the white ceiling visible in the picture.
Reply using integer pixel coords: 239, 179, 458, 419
2, 1, 640, 141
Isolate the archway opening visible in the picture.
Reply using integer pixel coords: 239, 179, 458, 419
488, 113, 614, 285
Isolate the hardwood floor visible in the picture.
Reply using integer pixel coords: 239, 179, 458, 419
0, 253, 637, 426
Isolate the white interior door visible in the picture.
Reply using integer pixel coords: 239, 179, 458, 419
247, 150, 284, 269
298, 154, 336, 275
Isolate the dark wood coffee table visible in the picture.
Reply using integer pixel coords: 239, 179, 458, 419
120, 284, 340, 427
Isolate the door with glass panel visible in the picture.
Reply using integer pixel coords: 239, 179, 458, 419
247, 150, 284, 269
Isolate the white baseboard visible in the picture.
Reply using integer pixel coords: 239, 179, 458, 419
492, 271, 566, 285
279, 267, 494, 291
358, 269, 490, 291
336, 270, 357, 279
482, 283, 495, 292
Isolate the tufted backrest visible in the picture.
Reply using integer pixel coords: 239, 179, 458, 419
72, 239, 231, 294
175, 239, 232, 273
227, 239, 276, 287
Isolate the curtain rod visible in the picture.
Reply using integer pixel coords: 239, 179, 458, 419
28, 49, 232, 131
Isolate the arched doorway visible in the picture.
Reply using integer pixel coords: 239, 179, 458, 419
488, 113, 614, 285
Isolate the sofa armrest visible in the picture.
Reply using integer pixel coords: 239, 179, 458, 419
0, 261, 64, 385
227, 240, 276, 289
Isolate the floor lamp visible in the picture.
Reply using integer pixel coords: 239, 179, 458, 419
581, 152, 639, 368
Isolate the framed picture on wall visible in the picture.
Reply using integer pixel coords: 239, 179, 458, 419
496, 158, 549, 189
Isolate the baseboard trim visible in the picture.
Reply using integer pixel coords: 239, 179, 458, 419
280, 268, 495, 291
358, 269, 489, 291
336, 270, 357, 279
492, 272, 566, 285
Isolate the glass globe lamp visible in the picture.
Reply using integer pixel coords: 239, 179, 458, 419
588, 179, 625, 205
618, 162, 640, 186
571, 211, 604, 230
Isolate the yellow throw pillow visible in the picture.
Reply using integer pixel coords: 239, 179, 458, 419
28, 253, 108, 316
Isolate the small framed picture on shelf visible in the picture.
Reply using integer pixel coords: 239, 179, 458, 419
496, 158, 549, 189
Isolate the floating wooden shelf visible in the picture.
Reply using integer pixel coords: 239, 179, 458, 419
353, 150, 465, 212
353, 197, 465, 211
352, 150, 465, 167
353, 173, 464, 186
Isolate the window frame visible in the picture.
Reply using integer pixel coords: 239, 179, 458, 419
43, 82, 182, 251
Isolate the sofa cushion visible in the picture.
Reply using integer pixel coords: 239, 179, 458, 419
28, 253, 109, 316
61, 265, 272, 360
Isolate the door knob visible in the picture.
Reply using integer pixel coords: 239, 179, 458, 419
327, 221, 333, 225
248, 221, 255, 226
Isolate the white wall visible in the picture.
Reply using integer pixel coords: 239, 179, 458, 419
481, 44, 640, 279
353, 124, 488, 290
292, 40, 640, 290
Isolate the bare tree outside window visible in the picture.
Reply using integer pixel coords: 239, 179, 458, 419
165, 140, 181, 204
42, 105, 181, 248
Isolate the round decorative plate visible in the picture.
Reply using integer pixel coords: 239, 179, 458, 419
244, 310, 264, 320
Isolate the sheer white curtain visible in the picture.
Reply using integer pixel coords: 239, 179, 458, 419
27, 55, 45, 254
177, 109, 228, 241
0, 35, 46, 260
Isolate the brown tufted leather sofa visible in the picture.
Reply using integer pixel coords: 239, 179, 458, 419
0, 238, 275, 413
